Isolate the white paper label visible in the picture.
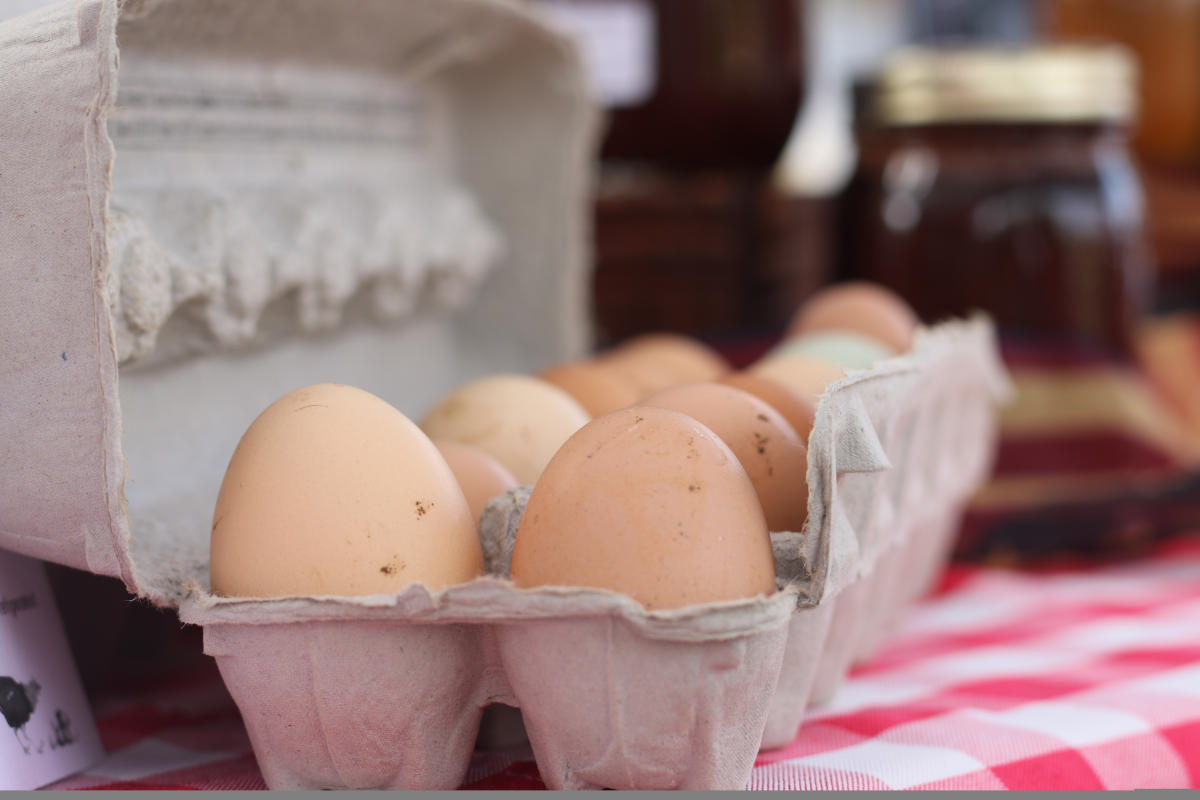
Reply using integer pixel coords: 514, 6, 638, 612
0, 552, 103, 789
533, 0, 657, 108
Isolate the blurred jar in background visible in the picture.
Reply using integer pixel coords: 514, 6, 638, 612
537, 0, 807, 344
1044, 1, 1200, 314
838, 45, 1152, 355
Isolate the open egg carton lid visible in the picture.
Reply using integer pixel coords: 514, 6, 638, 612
0, 0, 597, 589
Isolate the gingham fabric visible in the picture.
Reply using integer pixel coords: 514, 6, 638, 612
46, 539, 1200, 791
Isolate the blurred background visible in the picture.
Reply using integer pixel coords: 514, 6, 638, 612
534, 0, 1200, 567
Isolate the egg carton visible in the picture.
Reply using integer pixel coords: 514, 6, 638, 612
0, 0, 1009, 786
174, 316, 1010, 790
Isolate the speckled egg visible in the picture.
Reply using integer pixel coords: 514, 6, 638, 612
642, 382, 808, 532
210, 384, 484, 597
718, 371, 817, 442
509, 406, 776, 610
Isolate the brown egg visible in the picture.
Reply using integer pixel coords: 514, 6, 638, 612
420, 375, 591, 485
434, 440, 520, 526
786, 281, 919, 353
719, 372, 817, 442
510, 406, 776, 610
537, 361, 641, 416
642, 382, 808, 532
601, 333, 731, 397
211, 384, 484, 597
750, 355, 846, 402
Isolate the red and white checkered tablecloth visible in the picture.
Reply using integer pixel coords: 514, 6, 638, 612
47, 541, 1200, 790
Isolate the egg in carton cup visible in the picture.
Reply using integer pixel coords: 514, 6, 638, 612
171, 315, 1009, 790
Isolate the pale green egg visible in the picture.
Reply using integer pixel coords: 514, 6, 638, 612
766, 331, 894, 370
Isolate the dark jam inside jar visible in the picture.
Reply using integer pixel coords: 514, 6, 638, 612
839, 97, 1152, 356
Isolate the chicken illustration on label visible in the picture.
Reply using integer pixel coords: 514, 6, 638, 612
0, 676, 75, 757
0, 676, 41, 754
0, 551, 103, 789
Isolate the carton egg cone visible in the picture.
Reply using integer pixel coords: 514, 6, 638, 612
498, 616, 789, 790
205, 621, 488, 790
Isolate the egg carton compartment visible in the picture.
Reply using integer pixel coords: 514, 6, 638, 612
172, 316, 1009, 789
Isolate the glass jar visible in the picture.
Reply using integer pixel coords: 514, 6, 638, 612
838, 45, 1152, 354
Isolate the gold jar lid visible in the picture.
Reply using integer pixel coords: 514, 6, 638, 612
872, 44, 1137, 126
